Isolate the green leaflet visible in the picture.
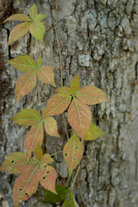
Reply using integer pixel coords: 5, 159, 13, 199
44, 185, 69, 203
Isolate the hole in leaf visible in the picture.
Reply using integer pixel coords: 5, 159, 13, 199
25, 193, 28, 196
11, 160, 15, 164
43, 176, 46, 179
8, 167, 12, 170
44, 165, 47, 168
46, 171, 50, 174
19, 189, 22, 191
75, 146, 78, 149
73, 158, 76, 160
65, 153, 67, 157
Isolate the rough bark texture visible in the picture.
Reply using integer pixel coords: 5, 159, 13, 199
0, 0, 138, 207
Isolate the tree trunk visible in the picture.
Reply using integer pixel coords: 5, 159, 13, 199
0, 0, 138, 207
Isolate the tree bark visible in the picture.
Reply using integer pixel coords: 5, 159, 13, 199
0, 0, 138, 207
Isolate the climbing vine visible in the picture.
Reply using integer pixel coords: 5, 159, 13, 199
0, 3, 110, 207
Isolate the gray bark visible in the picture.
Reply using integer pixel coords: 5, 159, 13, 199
0, 0, 138, 207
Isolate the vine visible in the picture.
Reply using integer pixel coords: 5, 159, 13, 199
0, 3, 110, 207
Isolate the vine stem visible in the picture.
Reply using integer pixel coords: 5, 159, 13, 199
43, 23, 55, 29
55, 0, 69, 140
71, 166, 80, 190
50, 150, 63, 156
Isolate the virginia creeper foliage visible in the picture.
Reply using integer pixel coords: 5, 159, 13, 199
1, 3, 110, 207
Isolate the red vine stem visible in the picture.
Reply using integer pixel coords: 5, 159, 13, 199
55, 0, 69, 140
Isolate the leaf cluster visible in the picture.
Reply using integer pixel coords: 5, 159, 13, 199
0, 4, 110, 207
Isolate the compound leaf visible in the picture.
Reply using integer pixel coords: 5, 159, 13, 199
8, 22, 31, 45
12, 108, 41, 126
44, 184, 69, 203
34, 14, 47, 22
4, 14, 31, 23
62, 190, 79, 207
29, 4, 37, 20
84, 123, 106, 141
70, 74, 81, 93
43, 94, 71, 117
29, 21, 45, 43
37, 165, 57, 194
24, 121, 43, 158
8, 55, 37, 72
37, 55, 42, 67
63, 134, 83, 177
44, 117, 59, 137
55, 87, 72, 96
34, 143, 43, 161
13, 166, 39, 207
15, 70, 37, 104
68, 98, 91, 139
37, 66, 55, 86
0, 152, 37, 174
76, 85, 110, 105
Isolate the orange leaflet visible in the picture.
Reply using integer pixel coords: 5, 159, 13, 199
15, 70, 37, 104
24, 121, 44, 158
13, 166, 39, 207
37, 165, 57, 194
63, 134, 83, 177
4, 14, 31, 22
68, 98, 91, 139
44, 117, 59, 137
76, 85, 110, 105
43, 94, 71, 117
8, 22, 31, 45
0, 152, 38, 174
37, 66, 55, 86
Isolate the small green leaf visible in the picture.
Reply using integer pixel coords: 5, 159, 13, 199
70, 74, 81, 93
84, 123, 106, 141
12, 108, 42, 126
37, 55, 42, 67
62, 190, 79, 207
55, 87, 72, 96
29, 21, 45, 43
29, 4, 37, 20
44, 185, 69, 203
8, 55, 37, 72
34, 143, 43, 161
34, 14, 47, 22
